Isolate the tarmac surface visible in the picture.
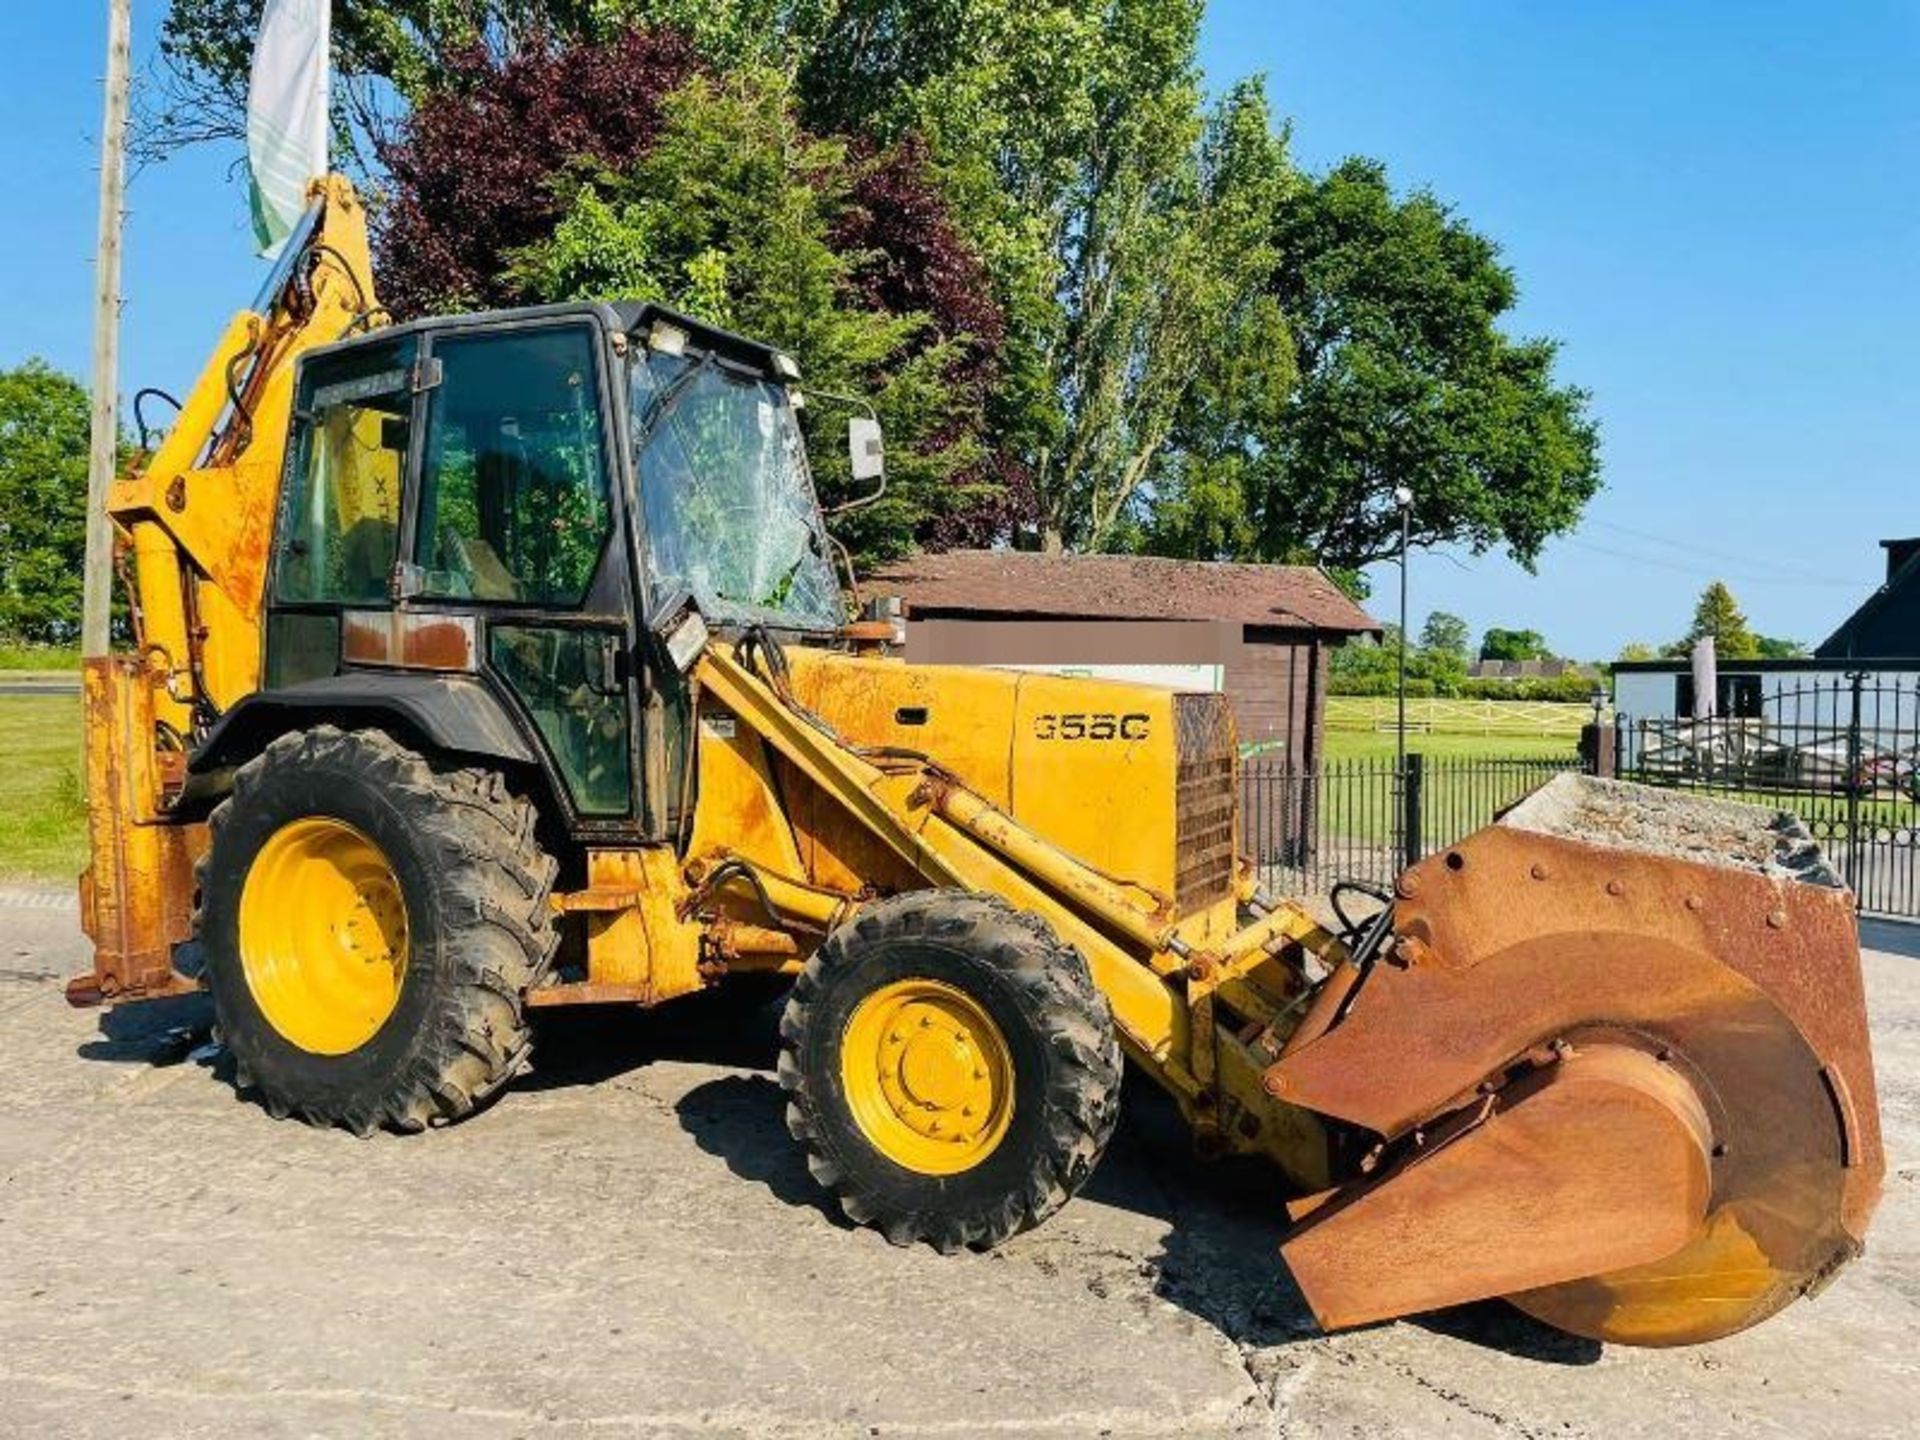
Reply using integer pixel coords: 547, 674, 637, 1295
1, 889, 1915, 1439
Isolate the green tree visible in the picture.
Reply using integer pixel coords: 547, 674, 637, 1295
1042, 72, 1293, 551
1616, 641, 1659, 662
1419, 610, 1470, 659
163, 1, 1252, 559
1480, 627, 1550, 662
1331, 626, 1395, 679
781, 3, 1299, 552
1144, 156, 1600, 571
801, 3, 1294, 552
1330, 623, 1476, 697
507, 68, 985, 562
1678, 581, 1760, 659
154, 1, 1589, 572
1756, 634, 1806, 659
145, 3, 824, 169
794, 0, 1146, 488
0, 361, 90, 645
148, 1, 508, 165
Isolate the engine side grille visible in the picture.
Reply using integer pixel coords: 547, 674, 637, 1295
1173, 693, 1237, 913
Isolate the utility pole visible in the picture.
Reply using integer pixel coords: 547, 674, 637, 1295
81, 0, 133, 660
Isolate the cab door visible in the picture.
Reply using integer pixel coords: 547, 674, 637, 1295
407, 319, 643, 834
265, 333, 419, 691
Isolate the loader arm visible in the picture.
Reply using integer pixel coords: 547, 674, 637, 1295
693, 641, 1335, 1147
75, 176, 380, 1004
694, 639, 1883, 1347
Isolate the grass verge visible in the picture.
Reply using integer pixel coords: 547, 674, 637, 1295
0, 642, 82, 671
0, 695, 85, 883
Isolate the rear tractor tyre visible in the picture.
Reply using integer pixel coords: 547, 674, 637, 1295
778, 892, 1123, 1253
198, 726, 558, 1135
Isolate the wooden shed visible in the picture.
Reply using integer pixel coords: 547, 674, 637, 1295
865, 550, 1380, 770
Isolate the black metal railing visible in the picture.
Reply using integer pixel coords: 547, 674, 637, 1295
1241, 750, 1584, 896
1235, 674, 1920, 921
1619, 672, 1920, 920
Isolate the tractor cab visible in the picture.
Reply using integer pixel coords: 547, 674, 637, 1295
237, 302, 866, 843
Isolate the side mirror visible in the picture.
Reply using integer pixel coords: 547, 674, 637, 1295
827, 415, 887, 517
650, 590, 709, 673
849, 415, 885, 484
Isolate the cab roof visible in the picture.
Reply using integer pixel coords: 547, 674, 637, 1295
305, 299, 791, 381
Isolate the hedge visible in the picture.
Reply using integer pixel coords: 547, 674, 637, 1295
1328, 674, 1602, 702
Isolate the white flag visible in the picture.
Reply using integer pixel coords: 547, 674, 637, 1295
247, 0, 331, 258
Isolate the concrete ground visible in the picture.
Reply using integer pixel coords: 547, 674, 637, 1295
1, 892, 1915, 1440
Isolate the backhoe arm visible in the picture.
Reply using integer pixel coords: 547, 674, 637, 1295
74, 176, 380, 1005
109, 175, 380, 730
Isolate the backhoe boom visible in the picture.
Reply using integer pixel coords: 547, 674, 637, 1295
75, 176, 379, 1002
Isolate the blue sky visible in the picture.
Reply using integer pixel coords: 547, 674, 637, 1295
3, 2, 1915, 659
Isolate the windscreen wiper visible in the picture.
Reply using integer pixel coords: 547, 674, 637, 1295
638, 350, 715, 439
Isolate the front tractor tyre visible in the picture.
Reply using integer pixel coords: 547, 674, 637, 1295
198, 727, 558, 1135
778, 892, 1123, 1252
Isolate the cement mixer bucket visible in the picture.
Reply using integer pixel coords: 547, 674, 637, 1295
1269, 775, 1883, 1346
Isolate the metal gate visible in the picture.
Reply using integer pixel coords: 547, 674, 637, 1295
1620, 673, 1920, 919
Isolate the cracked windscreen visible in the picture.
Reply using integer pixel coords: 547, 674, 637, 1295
632, 351, 843, 630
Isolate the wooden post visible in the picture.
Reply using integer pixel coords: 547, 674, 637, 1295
81, 0, 132, 662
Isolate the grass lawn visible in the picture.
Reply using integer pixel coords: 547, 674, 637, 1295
0, 695, 85, 883
1319, 696, 1587, 763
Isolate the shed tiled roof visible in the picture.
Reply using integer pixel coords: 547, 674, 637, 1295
867, 550, 1379, 633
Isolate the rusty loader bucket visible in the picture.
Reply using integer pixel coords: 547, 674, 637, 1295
1269, 775, 1883, 1346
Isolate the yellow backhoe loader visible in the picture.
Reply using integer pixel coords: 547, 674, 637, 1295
70, 177, 1882, 1347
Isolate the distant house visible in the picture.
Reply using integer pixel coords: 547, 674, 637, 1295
1612, 535, 1920, 729
1816, 536, 1920, 660
865, 550, 1380, 769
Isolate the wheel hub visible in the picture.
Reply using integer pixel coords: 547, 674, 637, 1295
842, 979, 1013, 1174
237, 817, 409, 1055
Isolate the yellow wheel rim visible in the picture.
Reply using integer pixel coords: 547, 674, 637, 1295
840, 978, 1015, 1175
238, 817, 410, 1056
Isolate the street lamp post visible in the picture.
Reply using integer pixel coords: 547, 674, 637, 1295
1393, 486, 1414, 783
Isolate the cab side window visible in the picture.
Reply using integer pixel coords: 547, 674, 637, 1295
276, 339, 414, 604
415, 327, 613, 605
